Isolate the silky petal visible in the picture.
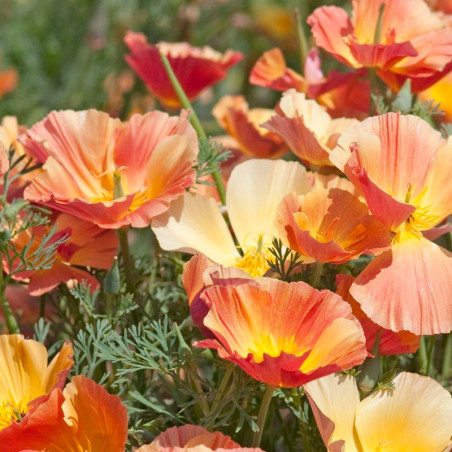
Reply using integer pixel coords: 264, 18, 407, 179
352, 233, 452, 334
115, 110, 197, 192
304, 373, 360, 452
308, 7, 357, 67
20, 110, 120, 197
355, 372, 452, 452
0, 336, 73, 431
139, 424, 240, 451
263, 91, 333, 166
27, 261, 100, 296
62, 376, 128, 452
152, 192, 239, 267
227, 159, 312, 249
249, 47, 306, 92
336, 274, 420, 355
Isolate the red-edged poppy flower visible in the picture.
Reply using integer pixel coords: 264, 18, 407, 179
249, 47, 370, 119
2, 375, 128, 452
124, 31, 243, 108
195, 276, 367, 387
0, 334, 73, 432
136, 424, 264, 451
330, 112, 452, 334
263, 90, 359, 166
308, 0, 452, 92
5, 212, 118, 295
212, 95, 288, 159
276, 186, 391, 264
22, 109, 198, 228
152, 159, 312, 277
336, 274, 420, 355
304, 372, 452, 452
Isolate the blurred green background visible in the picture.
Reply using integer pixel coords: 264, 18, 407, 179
0, 0, 343, 128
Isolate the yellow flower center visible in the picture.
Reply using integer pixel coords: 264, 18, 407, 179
401, 184, 440, 233
249, 333, 307, 363
0, 399, 28, 430
235, 234, 273, 277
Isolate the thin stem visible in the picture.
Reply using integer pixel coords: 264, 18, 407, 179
251, 385, 275, 448
190, 364, 210, 418
0, 259, 19, 333
294, 8, 309, 75
117, 228, 134, 293
159, 51, 227, 206
207, 367, 233, 430
442, 332, 452, 381
310, 262, 323, 288
418, 336, 428, 374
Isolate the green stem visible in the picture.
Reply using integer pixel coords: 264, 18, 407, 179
0, 261, 19, 333
418, 336, 428, 374
442, 332, 452, 381
310, 262, 323, 288
159, 51, 227, 206
294, 8, 309, 75
251, 385, 275, 448
117, 228, 134, 293
207, 367, 233, 430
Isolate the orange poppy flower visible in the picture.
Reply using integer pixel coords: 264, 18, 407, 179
212, 95, 288, 159
304, 372, 452, 452
124, 31, 243, 108
308, 0, 452, 92
136, 424, 264, 451
0, 334, 73, 432
249, 47, 370, 119
22, 109, 198, 228
195, 276, 367, 387
6, 212, 118, 295
336, 274, 420, 355
263, 90, 359, 166
275, 186, 391, 264
331, 112, 452, 334
2, 375, 128, 452
0, 66, 17, 100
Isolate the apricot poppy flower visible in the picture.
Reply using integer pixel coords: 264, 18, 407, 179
136, 424, 264, 451
330, 112, 452, 334
22, 109, 198, 228
304, 372, 452, 452
275, 187, 391, 264
152, 159, 312, 277
195, 277, 367, 387
6, 212, 118, 295
336, 274, 420, 355
263, 90, 359, 166
2, 375, 128, 452
249, 47, 370, 119
124, 31, 243, 108
308, 0, 452, 92
0, 334, 73, 431
212, 96, 288, 159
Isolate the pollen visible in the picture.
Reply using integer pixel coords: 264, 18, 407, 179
235, 233, 273, 277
